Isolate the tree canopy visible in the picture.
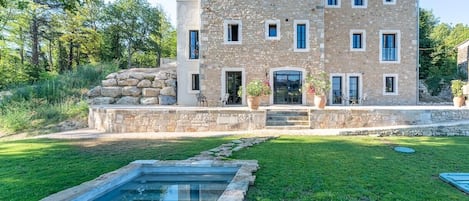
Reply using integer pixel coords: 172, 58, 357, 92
0, 0, 176, 89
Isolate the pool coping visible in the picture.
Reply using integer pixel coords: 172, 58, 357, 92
41, 159, 259, 201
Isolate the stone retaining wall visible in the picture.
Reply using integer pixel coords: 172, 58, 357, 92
87, 67, 177, 105
339, 124, 469, 137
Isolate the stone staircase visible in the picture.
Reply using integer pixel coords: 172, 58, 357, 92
265, 110, 310, 129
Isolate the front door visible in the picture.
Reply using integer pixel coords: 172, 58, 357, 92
225, 71, 242, 105
273, 71, 302, 104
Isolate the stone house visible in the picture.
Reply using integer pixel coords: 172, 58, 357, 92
456, 39, 469, 77
176, 0, 419, 106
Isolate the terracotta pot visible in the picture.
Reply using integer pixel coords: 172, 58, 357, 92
453, 96, 465, 107
314, 95, 327, 109
247, 96, 260, 110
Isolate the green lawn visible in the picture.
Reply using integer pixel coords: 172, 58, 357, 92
1, 136, 469, 201
232, 136, 469, 201
0, 137, 235, 201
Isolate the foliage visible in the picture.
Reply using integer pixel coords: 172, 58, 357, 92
0, 63, 117, 134
305, 70, 331, 96
0, 137, 236, 201
451, 80, 466, 97
238, 79, 271, 97
233, 136, 469, 201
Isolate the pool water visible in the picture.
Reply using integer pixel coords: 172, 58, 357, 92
94, 166, 238, 201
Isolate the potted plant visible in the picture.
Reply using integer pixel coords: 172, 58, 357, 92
451, 80, 466, 107
238, 79, 271, 110
305, 70, 331, 109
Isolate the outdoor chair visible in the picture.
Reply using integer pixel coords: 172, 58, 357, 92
196, 93, 208, 107
220, 93, 230, 106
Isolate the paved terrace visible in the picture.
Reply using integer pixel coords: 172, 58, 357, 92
84, 104, 469, 137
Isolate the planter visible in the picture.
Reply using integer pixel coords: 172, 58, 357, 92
453, 96, 465, 107
247, 96, 261, 110
314, 95, 327, 109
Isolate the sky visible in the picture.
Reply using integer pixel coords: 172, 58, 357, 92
150, 0, 469, 27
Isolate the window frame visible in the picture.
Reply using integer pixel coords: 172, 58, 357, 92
293, 20, 310, 52
265, 19, 281, 40
329, 73, 346, 105
188, 30, 199, 60
350, 29, 366, 51
383, 0, 396, 5
346, 73, 363, 105
379, 30, 401, 63
326, 0, 341, 8
189, 73, 200, 92
383, 74, 399, 95
352, 0, 367, 8
224, 20, 242, 45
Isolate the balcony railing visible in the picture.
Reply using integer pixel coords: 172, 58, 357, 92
382, 48, 397, 61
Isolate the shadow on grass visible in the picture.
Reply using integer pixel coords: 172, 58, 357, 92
0, 136, 235, 201
232, 136, 469, 201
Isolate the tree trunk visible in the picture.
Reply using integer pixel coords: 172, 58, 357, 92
48, 39, 53, 70
75, 43, 80, 66
31, 15, 39, 68
127, 40, 132, 69
68, 40, 74, 70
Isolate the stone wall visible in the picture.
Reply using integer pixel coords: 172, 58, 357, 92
89, 106, 265, 133
339, 123, 469, 137
457, 41, 469, 76
87, 67, 177, 105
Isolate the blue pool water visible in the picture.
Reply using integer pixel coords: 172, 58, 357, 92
94, 166, 238, 201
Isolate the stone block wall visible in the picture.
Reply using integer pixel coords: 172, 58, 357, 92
87, 67, 177, 105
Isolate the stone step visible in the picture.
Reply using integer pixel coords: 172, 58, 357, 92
266, 111, 309, 117
266, 110, 310, 127
265, 125, 311, 130
266, 121, 310, 126
267, 116, 309, 121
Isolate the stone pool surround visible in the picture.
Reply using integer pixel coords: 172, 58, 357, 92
89, 105, 469, 136
41, 137, 277, 201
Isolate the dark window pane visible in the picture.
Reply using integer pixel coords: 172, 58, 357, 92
297, 24, 306, 49
269, 24, 277, 37
332, 76, 343, 104
192, 74, 200, 90
385, 77, 395, 93
349, 76, 359, 104
228, 24, 239, 41
354, 0, 363, 6
328, 0, 338, 5
353, 33, 362, 49
382, 34, 397, 61
189, 30, 199, 59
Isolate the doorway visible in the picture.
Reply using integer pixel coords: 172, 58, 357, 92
225, 71, 242, 105
273, 71, 302, 104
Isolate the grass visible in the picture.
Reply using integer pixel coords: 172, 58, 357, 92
2, 136, 469, 201
231, 136, 469, 201
0, 136, 235, 201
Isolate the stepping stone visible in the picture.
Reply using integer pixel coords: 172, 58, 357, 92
440, 173, 469, 194
394, 146, 415, 153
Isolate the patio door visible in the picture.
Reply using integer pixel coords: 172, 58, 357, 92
225, 71, 242, 105
273, 70, 302, 104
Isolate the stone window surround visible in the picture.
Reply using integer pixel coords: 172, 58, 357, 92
325, 0, 341, 8
224, 20, 242, 45
293, 20, 310, 52
383, 74, 399, 95
352, 0, 367, 8
329, 73, 346, 106
188, 71, 200, 94
350, 29, 366, 51
221, 67, 246, 105
265, 19, 281, 40
383, 0, 396, 5
379, 30, 401, 64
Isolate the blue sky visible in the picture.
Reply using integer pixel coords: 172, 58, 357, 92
151, 0, 469, 27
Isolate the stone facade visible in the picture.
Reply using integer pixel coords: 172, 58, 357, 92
177, 0, 419, 106
457, 39, 469, 77
87, 67, 177, 105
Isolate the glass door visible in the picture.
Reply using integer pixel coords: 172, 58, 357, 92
273, 71, 302, 104
225, 72, 242, 105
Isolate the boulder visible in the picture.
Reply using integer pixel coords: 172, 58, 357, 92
137, 79, 152, 88
140, 97, 159, 105
160, 87, 176, 96
143, 74, 156, 81
155, 71, 168, 80
87, 86, 102, 97
130, 73, 145, 80
88, 97, 115, 105
101, 87, 122, 98
118, 79, 139, 86
105, 73, 118, 79
152, 80, 164, 88
102, 79, 117, 87
116, 73, 130, 80
122, 86, 141, 96
142, 88, 160, 97
159, 95, 177, 105
165, 79, 177, 88
116, 96, 140, 105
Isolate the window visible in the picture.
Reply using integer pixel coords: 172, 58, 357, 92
383, 74, 398, 95
350, 30, 366, 51
326, 0, 340, 7
383, 0, 396, 5
380, 30, 400, 63
224, 20, 242, 44
331, 75, 344, 105
294, 20, 309, 52
189, 30, 199, 60
191, 74, 200, 91
265, 20, 280, 40
352, 0, 367, 8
